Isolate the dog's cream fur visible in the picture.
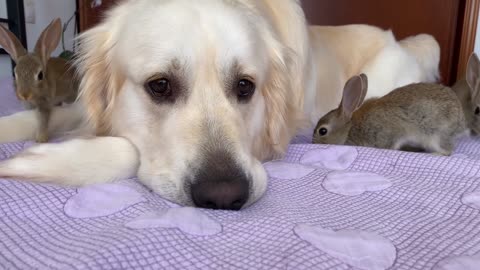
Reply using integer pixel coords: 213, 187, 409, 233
0, 0, 439, 207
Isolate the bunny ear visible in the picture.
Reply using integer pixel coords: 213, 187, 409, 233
34, 18, 62, 67
466, 53, 480, 98
0, 24, 27, 62
358, 73, 368, 108
339, 75, 365, 118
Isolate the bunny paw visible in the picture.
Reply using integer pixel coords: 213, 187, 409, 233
35, 132, 49, 143
431, 151, 452, 157
430, 139, 454, 156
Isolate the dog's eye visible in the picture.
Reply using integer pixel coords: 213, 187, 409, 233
475, 107, 480, 115
37, 71, 44, 81
318, 127, 328, 136
236, 79, 255, 102
146, 78, 172, 98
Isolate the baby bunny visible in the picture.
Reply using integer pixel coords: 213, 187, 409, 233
452, 53, 480, 135
313, 74, 466, 155
0, 18, 78, 142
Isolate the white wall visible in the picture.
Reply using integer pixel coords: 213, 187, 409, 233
0, 0, 6, 18
25, 0, 76, 56
0, 0, 76, 78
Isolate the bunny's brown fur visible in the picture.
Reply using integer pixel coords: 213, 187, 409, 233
0, 19, 78, 142
314, 76, 466, 155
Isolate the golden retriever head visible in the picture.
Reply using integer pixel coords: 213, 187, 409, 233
75, 0, 303, 210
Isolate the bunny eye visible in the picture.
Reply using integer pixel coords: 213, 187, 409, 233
318, 127, 328, 136
37, 71, 44, 81
475, 107, 480, 115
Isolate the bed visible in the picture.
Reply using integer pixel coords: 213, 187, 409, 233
1, 77, 480, 270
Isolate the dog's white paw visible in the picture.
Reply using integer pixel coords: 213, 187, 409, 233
0, 137, 140, 186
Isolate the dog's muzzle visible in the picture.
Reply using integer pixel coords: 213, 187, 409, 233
189, 150, 250, 210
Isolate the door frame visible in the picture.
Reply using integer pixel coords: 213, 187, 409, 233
455, 0, 480, 80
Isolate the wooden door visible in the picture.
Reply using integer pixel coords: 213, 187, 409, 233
77, 0, 479, 85
77, 0, 119, 32
301, 0, 480, 86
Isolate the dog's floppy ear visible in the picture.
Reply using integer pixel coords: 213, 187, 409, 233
259, 39, 304, 159
74, 20, 125, 135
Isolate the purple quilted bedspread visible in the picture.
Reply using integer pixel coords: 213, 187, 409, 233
1, 77, 480, 270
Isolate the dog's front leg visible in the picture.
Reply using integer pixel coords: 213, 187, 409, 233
0, 136, 139, 186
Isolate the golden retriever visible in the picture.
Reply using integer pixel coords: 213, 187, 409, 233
0, 0, 439, 210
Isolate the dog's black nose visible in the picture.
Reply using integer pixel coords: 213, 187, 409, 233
191, 179, 249, 210
190, 151, 250, 210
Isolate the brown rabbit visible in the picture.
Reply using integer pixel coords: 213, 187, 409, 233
313, 74, 466, 155
452, 53, 480, 135
0, 18, 78, 142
